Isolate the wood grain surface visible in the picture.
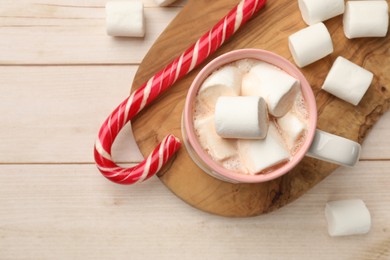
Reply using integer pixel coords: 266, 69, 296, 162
1, 1, 390, 259
132, 0, 390, 217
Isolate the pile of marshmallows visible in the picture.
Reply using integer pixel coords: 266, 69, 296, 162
290, 0, 389, 106
197, 62, 304, 176
105, 0, 178, 38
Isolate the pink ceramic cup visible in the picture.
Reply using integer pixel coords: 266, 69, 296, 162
182, 49, 361, 183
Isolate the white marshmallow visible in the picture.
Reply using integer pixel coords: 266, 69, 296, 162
325, 199, 371, 237
105, 1, 145, 37
238, 124, 290, 175
241, 62, 300, 117
198, 66, 242, 110
235, 59, 257, 73
194, 116, 237, 161
277, 111, 306, 150
322, 56, 373, 106
343, 1, 389, 39
298, 0, 345, 25
288, 23, 334, 68
214, 96, 269, 139
154, 0, 179, 6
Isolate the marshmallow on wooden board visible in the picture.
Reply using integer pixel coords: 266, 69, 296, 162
343, 1, 389, 39
106, 1, 145, 37
325, 199, 371, 237
288, 23, 334, 68
194, 116, 237, 161
298, 0, 345, 25
277, 111, 306, 150
154, 0, 179, 7
238, 124, 290, 175
198, 66, 242, 110
322, 56, 373, 106
241, 62, 300, 117
214, 96, 269, 139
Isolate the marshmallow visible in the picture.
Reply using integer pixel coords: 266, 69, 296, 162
198, 66, 242, 110
215, 96, 269, 139
298, 0, 345, 25
288, 23, 334, 68
235, 59, 257, 73
343, 1, 389, 39
277, 111, 306, 150
194, 116, 237, 161
105, 1, 145, 37
238, 124, 290, 175
322, 56, 373, 105
154, 0, 179, 6
325, 199, 371, 237
241, 62, 300, 117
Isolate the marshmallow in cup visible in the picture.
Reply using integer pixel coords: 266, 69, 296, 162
238, 124, 290, 175
214, 96, 269, 139
197, 65, 242, 110
241, 62, 300, 117
183, 49, 361, 184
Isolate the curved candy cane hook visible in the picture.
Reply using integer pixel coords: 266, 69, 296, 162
94, 0, 267, 185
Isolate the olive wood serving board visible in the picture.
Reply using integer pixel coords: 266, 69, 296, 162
131, 0, 390, 217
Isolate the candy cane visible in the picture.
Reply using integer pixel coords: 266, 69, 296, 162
94, 0, 267, 184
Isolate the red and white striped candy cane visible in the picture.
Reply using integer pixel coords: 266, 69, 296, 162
94, 0, 267, 184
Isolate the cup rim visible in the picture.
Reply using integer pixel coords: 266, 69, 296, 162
184, 49, 317, 183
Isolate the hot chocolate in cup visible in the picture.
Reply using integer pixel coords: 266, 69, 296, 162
182, 49, 361, 183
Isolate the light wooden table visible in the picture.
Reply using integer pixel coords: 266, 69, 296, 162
1, 1, 389, 259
